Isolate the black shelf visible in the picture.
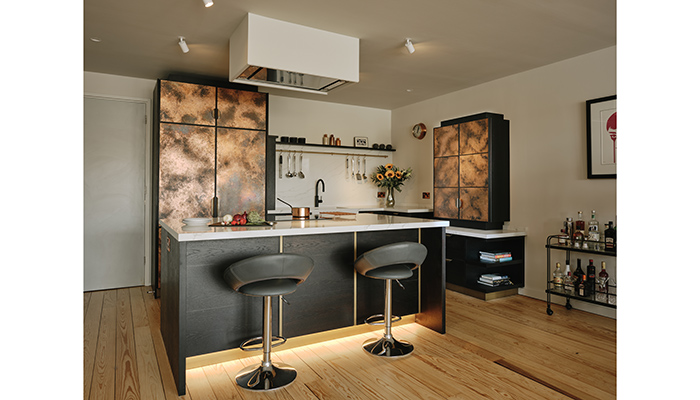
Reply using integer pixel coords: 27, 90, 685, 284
545, 289, 617, 309
276, 141, 396, 152
545, 243, 616, 257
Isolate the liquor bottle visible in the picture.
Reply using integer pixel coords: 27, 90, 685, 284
553, 262, 564, 291
563, 271, 574, 294
575, 211, 586, 233
577, 274, 588, 297
565, 217, 574, 246
586, 259, 596, 295
573, 212, 585, 248
605, 221, 616, 251
596, 261, 610, 302
588, 210, 600, 251
573, 258, 585, 289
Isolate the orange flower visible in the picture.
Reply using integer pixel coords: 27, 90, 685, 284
377, 173, 385, 181
385, 163, 394, 170
386, 170, 395, 178
396, 171, 403, 178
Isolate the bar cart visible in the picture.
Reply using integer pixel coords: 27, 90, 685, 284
545, 235, 616, 315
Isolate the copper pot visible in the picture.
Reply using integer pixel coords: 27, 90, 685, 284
277, 197, 311, 220
291, 207, 310, 219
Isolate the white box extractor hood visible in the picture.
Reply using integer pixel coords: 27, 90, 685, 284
229, 14, 359, 95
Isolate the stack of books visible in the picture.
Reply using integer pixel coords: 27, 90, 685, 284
478, 273, 513, 287
479, 250, 512, 263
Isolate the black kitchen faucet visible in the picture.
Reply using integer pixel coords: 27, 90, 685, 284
314, 179, 325, 207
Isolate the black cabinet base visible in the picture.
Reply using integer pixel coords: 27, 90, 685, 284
447, 283, 519, 301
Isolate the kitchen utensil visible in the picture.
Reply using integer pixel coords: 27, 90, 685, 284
286, 153, 293, 177
351, 157, 355, 179
277, 198, 310, 219
298, 153, 305, 179
362, 157, 367, 180
355, 156, 361, 180
279, 154, 283, 179
292, 152, 297, 177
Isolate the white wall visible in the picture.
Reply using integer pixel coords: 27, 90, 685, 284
390, 47, 617, 317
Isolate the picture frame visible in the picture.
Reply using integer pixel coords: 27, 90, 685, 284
586, 95, 617, 179
354, 136, 369, 148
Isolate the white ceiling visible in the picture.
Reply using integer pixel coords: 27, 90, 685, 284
84, 0, 616, 110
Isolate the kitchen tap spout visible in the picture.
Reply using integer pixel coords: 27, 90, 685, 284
314, 179, 325, 207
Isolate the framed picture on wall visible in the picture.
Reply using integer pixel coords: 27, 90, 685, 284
586, 95, 617, 179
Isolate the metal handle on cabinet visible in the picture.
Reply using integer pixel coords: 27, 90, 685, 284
446, 258, 452, 262
166, 237, 171, 252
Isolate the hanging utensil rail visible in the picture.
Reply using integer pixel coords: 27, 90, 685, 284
276, 149, 388, 158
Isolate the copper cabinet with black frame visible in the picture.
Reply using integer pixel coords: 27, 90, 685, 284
433, 112, 510, 229
150, 77, 271, 298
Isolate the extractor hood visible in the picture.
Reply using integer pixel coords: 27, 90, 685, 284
229, 14, 359, 95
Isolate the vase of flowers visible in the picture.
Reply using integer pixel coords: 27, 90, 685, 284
370, 163, 412, 208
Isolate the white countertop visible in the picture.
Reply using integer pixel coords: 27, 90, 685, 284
446, 226, 527, 239
267, 205, 432, 215
161, 213, 448, 242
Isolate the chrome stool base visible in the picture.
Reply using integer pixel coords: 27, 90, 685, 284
235, 362, 297, 391
362, 336, 414, 358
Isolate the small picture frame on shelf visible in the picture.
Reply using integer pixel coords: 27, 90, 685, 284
354, 136, 369, 148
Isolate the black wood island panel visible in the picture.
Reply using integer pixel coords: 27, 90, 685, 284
159, 214, 447, 395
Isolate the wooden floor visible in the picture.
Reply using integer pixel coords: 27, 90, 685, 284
84, 287, 616, 399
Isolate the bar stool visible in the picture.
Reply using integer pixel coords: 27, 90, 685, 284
223, 253, 314, 391
354, 241, 427, 357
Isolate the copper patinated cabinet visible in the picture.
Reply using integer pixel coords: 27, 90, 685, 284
433, 112, 510, 229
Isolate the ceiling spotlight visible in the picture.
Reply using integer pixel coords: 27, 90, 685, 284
178, 37, 189, 53
202, 0, 213, 7
405, 38, 415, 54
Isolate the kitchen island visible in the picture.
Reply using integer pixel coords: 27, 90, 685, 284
159, 213, 448, 395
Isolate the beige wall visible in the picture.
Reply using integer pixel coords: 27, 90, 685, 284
390, 46, 617, 317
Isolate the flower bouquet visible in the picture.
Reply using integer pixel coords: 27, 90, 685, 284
370, 163, 412, 207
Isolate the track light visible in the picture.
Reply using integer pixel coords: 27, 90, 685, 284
405, 38, 415, 54
178, 37, 189, 53
202, 0, 213, 7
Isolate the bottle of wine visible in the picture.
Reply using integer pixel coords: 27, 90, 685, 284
596, 261, 610, 302
573, 258, 585, 289
586, 259, 596, 296
553, 262, 564, 291
605, 221, 616, 251
588, 210, 600, 251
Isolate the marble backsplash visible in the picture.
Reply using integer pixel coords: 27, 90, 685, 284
273, 146, 394, 211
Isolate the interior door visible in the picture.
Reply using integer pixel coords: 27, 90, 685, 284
84, 96, 147, 291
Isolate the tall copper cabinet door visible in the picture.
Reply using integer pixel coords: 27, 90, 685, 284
216, 127, 266, 216
216, 88, 267, 130
159, 80, 216, 126
158, 123, 216, 219
434, 125, 459, 158
460, 188, 489, 222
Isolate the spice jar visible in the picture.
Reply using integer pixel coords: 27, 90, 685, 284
329, 134, 335, 146
322, 134, 329, 145
336, 138, 341, 146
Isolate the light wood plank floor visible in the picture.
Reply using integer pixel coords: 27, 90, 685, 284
84, 287, 616, 399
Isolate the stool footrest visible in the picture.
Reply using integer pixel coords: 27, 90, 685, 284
239, 335, 287, 351
364, 313, 402, 326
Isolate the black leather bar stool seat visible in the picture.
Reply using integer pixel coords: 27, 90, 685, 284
224, 253, 314, 391
354, 242, 427, 357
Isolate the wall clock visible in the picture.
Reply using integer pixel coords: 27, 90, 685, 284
412, 123, 426, 139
